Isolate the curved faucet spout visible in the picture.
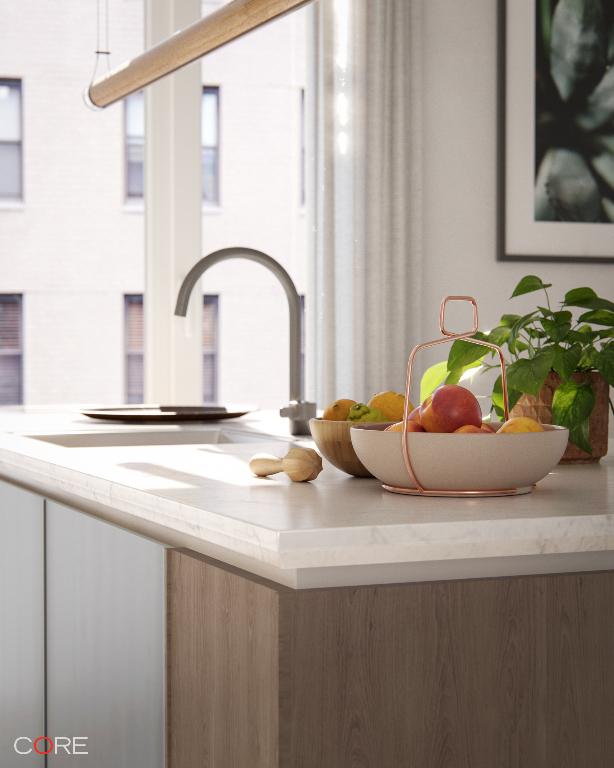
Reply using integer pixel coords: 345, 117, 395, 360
175, 247, 314, 435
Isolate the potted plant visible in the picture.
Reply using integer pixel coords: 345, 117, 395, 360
421, 276, 614, 462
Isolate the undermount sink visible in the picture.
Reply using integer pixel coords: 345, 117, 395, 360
24, 429, 280, 448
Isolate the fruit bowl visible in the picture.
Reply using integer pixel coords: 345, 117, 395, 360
350, 423, 568, 496
309, 418, 378, 478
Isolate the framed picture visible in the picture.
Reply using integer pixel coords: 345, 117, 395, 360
498, 0, 614, 262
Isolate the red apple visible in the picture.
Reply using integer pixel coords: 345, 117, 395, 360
420, 385, 482, 433
408, 405, 422, 424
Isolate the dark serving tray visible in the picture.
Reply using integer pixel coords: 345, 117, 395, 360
81, 405, 254, 423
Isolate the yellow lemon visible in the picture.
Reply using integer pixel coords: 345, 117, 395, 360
367, 391, 410, 422
497, 416, 544, 434
322, 398, 356, 421
385, 420, 424, 433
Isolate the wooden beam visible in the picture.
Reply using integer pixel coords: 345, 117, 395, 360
88, 0, 311, 108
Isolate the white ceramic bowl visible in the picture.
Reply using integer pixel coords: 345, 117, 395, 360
350, 423, 569, 496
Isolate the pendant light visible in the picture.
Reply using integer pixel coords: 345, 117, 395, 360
87, 0, 310, 109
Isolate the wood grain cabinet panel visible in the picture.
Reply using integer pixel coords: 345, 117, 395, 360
167, 550, 614, 768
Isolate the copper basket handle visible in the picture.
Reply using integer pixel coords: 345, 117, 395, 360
400, 296, 510, 495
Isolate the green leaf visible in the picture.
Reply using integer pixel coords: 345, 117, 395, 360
488, 325, 512, 346
569, 417, 592, 454
492, 375, 522, 418
579, 298, 614, 312
508, 311, 539, 353
567, 328, 598, 344
419, 361, 448, 403
550, 0, 606, 102
420, 359, 485, 402
552, 380, 595, 431
506, 350, 556, 396
507, 349, 554, 395
577, 309, 614, 326
552, 310, 573, 325
510, 275, 552, 298
447, 332, 488, 372
579, 347, 600, 369
596, 343, 614, 386
563, 286, 598, 306
552, 344, 582, 381
499, 314, 521, 328
540, 311, 572, 342
541, 316, 572, 342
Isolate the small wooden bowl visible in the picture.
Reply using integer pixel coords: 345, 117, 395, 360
309, 418, 375, 478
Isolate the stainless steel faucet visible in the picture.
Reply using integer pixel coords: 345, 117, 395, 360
174, 247, 316, 436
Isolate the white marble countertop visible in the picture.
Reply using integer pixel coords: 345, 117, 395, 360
0, 407, 612, 588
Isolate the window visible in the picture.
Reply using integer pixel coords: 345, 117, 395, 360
124, 294, 144, 403
202, 86, 219, 205
0, 79, 23, 199
125, 91, 144, 199
0, 295, 23, 405
125, 88, 219, 205
124, 294, 218, 404
203, 295, 219, 403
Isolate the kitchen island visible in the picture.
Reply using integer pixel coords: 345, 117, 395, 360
1, 409, 613, 767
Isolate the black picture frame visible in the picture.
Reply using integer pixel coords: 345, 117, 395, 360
497, 0, 614, 264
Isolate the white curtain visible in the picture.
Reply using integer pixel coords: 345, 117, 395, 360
308, 0, 424, 406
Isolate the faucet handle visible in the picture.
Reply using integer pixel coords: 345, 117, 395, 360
280, 401, 317, 436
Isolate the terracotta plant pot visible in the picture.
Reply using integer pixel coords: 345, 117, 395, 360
511, 371, 609, 463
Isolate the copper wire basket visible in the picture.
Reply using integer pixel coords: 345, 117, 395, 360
384, 295, 516, 498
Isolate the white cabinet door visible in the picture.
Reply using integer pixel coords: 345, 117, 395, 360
0, 479, 45, 768
45, 502, 165, 768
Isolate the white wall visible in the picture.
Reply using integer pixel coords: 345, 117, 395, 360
420, 0, 614, 413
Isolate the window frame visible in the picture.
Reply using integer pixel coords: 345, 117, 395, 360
0, 78, 24, 202
124, 292, 219, 405
0, 294, 23, 405
124, 294, 144, 404
201, 85, 220, 208
124, 91, 145, 202
202, 294, 219, 403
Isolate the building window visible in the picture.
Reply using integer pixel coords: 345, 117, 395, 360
202, 86, 220, 205
124, 85, 220, 205
125, 91, 144, 199
124, 88, 219, 205
0, 80, 23, 200
0, 295, 23, 405
124, 294, 144, 403
203, 295, 219, 403
124, 294, 219, 404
